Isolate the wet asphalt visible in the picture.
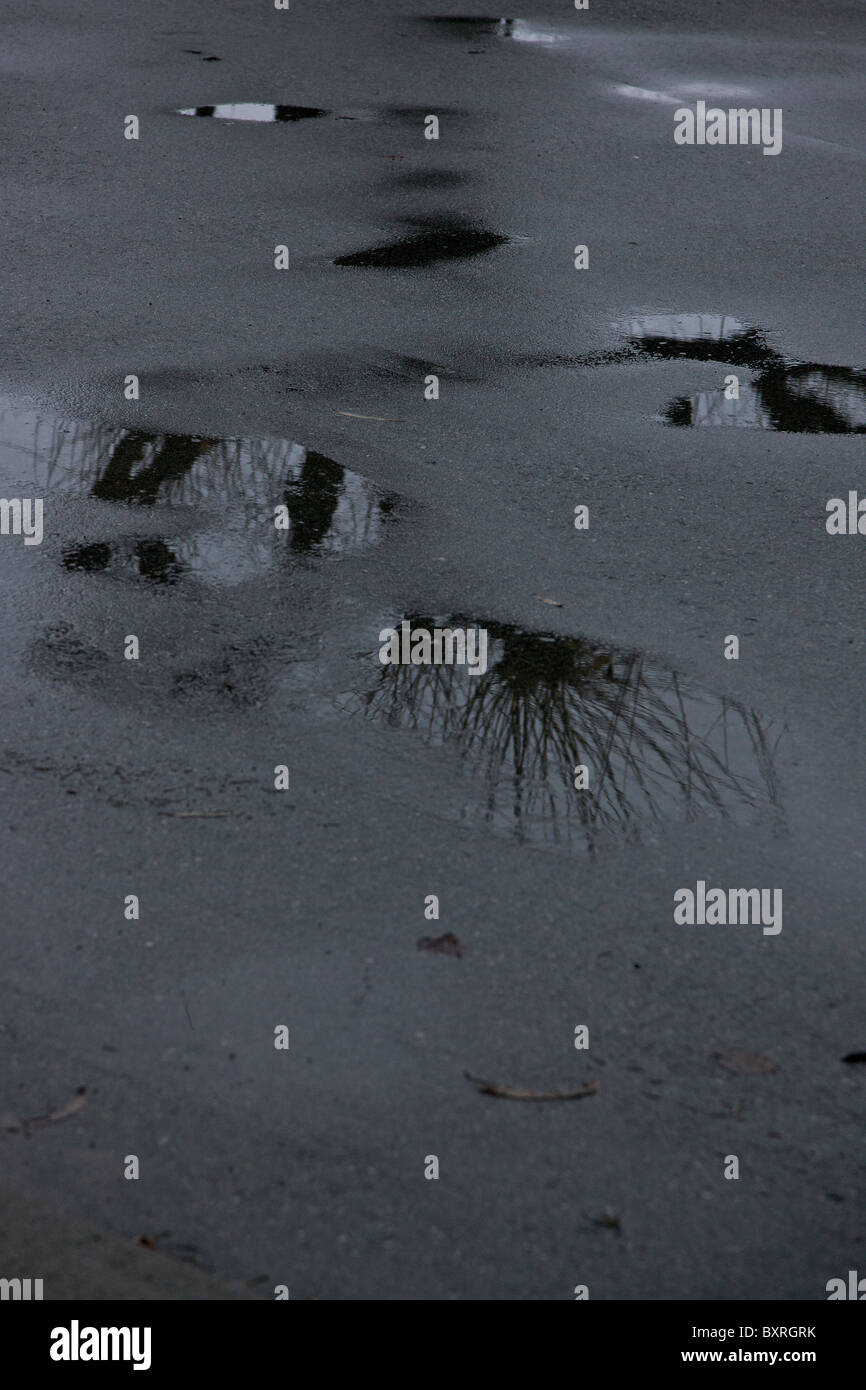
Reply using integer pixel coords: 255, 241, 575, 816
1, 0, 865, 1299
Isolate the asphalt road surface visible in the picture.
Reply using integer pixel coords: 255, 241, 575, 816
1, 0, 864, 1299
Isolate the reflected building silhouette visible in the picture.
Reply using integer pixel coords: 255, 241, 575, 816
177, 104, 328, 122
534, 316, 866, 433
0, 406, 405, 585
356, 616, 784, 848
663, 363, 866, 434
92, 432, 216, 504
616, 314, 866, 434
282, 449, 346, 553
621, 314, 780, 370
176, 101, 465, 127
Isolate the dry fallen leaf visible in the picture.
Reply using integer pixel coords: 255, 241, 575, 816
713, 1048, 778, 1075
464, 1072, 599, 1102
418, 932, 465, 958
535, 595, 563, 607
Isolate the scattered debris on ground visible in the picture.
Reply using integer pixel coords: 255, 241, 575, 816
464, 1072, 599, 1101
713, 1048, 778, 1075
418, 932, 466, 958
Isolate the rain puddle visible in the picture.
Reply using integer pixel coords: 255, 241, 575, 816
63, 537, 185, 585
177, 104, 328, 122
663, 366, 866, 433
537, 315, 866, 433
345, 616, 785, 850
627, 315, 866, 432
334, 216, 509, 268
421, 18, 572, 46
617, 315, 780, 370
0, 406, 405, 586
176, 103, 464, 126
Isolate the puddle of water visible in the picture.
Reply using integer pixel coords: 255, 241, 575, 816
175, 103, 464, 127
347, 616, 784, 850
177, 104, 328, 122
513, 315, 779, 372
422, 17, 569, 46
63, 537, 185, 585
0, 406, 405, 585
619, 314, 781, 371
663, 364, 866, 433
334, 216, 508, 268
539, 315, 866, 434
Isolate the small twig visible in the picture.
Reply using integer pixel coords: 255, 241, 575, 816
336, 411, 404, 422
22, 1088, 87, 1133
464, 1072, 599, 1102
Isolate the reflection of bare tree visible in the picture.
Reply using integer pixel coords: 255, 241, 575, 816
359, 618, 784, 847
